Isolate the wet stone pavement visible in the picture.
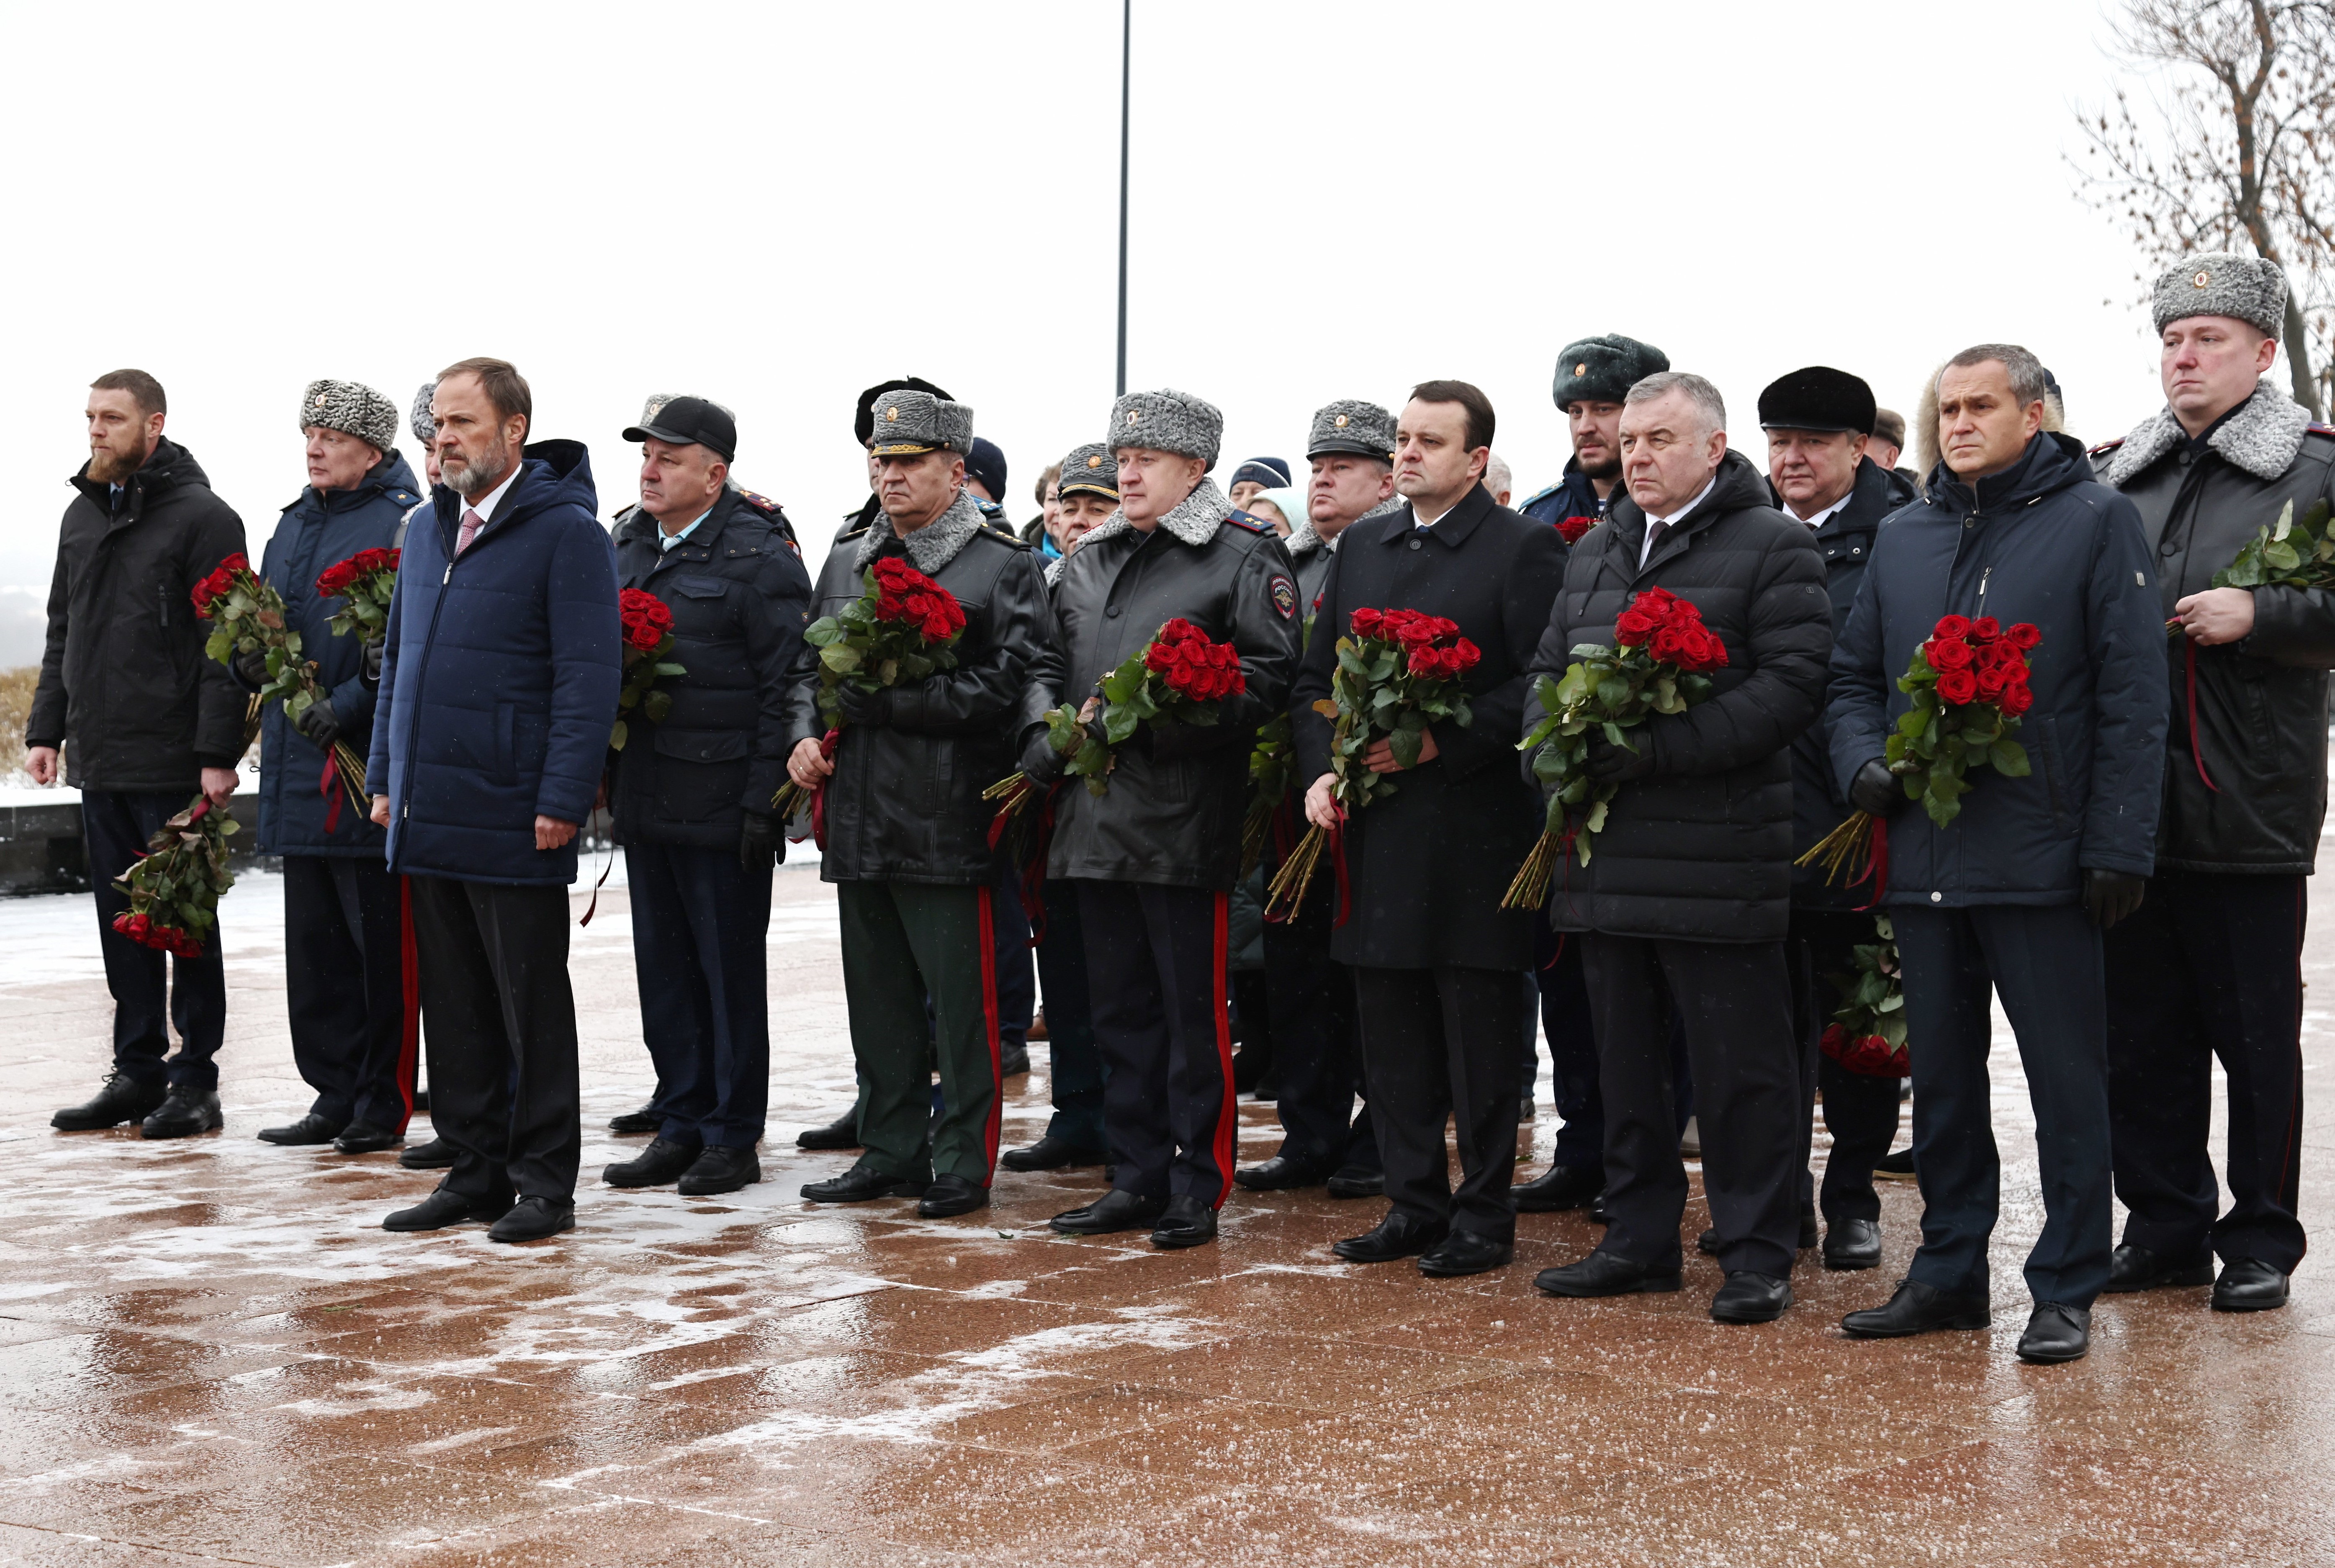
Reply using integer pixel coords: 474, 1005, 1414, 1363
0, 861, 2330, 1566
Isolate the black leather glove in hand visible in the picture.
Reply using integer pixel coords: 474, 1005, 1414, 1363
738, 810, 782, 871
234, 647, 270, 687
1848, 758, 1901, 817
294, 697, 342, 751
1019, 727, 1062, 782
360, 640, 384, 685
2082, 868, 2146, 930
1582, 732, 1655, 784
835, 682, 892, 726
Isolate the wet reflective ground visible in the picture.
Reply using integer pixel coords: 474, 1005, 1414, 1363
0, 865, 2328, 1565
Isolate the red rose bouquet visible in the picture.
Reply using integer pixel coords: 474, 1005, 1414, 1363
1821, 915, 1909, 1078
1503, 586, 1728, 909
1557, 515, 1598, 546
315, 547, 399, 645
611, 588, 684, 751
774, 557, 966, 828
1265, 607, 1479, 921
194, 553, 366, 817
1051, 617, 1245, 796
111, 793, 238, 958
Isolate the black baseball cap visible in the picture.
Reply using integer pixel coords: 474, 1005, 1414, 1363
625, 396, 736, 463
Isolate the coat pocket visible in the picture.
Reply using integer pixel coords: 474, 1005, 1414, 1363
651, 727, 750, 822
2035, 717, 2072, 836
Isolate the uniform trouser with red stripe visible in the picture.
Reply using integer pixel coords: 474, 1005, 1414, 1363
2106, 870, 2308, 1274
281, 852, 417, 1134
1076, 881, 1236, 1208
1354, 965, 1526, 1242
836, 879, 1000, 1185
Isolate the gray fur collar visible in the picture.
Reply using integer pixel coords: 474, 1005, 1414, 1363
1045, 476, 1230, 585
855, 489, 984, 574
2098, 378, 2312, 487
1284, 516, 1329, 558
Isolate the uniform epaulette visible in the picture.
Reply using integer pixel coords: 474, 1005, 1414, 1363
2087, 437, 2126, 456
982, 524, 1031, 548
838, 523, 871, 542
739, 489, 784, 513
1520, 483, 1561, 508
2309, 424, 2335, 438
388, 489, 418, 507
1223, 509, 1276, 535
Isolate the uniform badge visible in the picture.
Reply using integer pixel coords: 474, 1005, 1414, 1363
1269, 576, 1297, 619
1334, 413, 1350, 427
1125, 409, 1142, 426
885, 406, 900, 421
2192, 270, 2212, 288
1086, 454, 1103, 468
1574, 362, 1588, 376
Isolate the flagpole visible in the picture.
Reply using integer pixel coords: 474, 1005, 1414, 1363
1115, 0, 1131, 397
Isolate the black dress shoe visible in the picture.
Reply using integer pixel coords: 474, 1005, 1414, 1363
399, 1136, 455, 1170
141, 1088, 223, 1139
608, 1104, 659, 1136
1799, 1206, 1820, 1249
918, 1173, 990, 1218
1873, 1147, 1916, 1181
1151, 1194, 1218, 1249
383, 1185, 514, 1232
1324, 1166, 1385, 1200
1234, 1153, 1334, 1192
1000, 1134, 1107, 1172
679, 1145, 761, 1197
51, 1073, 165, 1131
2016, 1301, 2090, 1363
1420, 1230, 1512, 1278
332, 1123, 402, 1154
1333, 1211, 1448, 1263
1050, 1188, 1167, 1236
801, 1162, 927, 1203
488, 1196, 576, 1243
1000, 1041, 1031, 1077
1840, 1279, 1990, 1338
1586, 1190, 1611, 1224
1536, 1250, 1682, 1297
603, 1136, 702, 1189
1512, 1163, 1602, 1213
2104, 1241, 2214, 1293
1711, 1270, 1793, 1323
1823, 1217, 1883, 1271
796, 1111, 863, 1151
258, 1113, 345, 1146
2212, 1257, 2290, 1312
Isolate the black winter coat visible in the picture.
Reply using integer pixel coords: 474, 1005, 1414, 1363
2093, 382, 2335, 875
1033, 480, 1300, 890
1530, 450, 1832, 943
1291, 485, 1564, 970
612, 489, 813, 849
784, 493, 1056, 884
1785, 457, 1900, 909
28, 439, 249, 790
1829, 432, 2167, 906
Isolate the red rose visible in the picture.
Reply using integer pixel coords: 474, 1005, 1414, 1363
1975, 663, 2008, 698
1451, 638, 1482, 671
1820, 1023, 1846, 1059
1557, 516, 1596, 545
1936, 668, 1980, 705
2000, 681, 2034, 716
1351, 608, 1383, 638
1970, 617, 2001, 641
1614, 607, 1660, 645
1690, 630, 1729, 670
1650, 623, 1695, 665
1926, 637, 1975, 671
2005, 622, 2042, 650
1934, 614, 1972, 640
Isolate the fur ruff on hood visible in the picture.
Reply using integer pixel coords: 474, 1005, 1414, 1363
2094, 377, 2313, 488
1915, 369, 2069, 496
1046, 476, 1231, 585
854, 489, 986, 574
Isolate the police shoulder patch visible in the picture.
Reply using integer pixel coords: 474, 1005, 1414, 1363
1268, 575, 1299, 619
1224, 509, 1275, 535
740, 489, 783, 512
2087, 437, 2126, 456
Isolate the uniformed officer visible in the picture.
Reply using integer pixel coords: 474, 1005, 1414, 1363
602, 398, 812, 1198
1023, 388, 1301, 1249
1518, 334, 1671, 530
1235, 399, 1398, 1199
786, 391, 1056, 1219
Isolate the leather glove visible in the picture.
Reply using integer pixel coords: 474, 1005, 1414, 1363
1848, 758, 1901, 816
1582, 731, 1654, 784
738, 810, 782, 871
1019, 727, 1063, 782
2082, 868, 2146, 930
294, 697, 342, 751
361, 640, 384, 685
835, 681, 892, 726
234, 646, 270, 687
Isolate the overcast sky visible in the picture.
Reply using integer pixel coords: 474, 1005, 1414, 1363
0, 0, 2221, 665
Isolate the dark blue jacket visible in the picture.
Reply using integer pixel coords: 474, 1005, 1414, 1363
250, 451, 421, 857
1517, 460, 1610, 531
1786, 456, 1897, 909
367, 440, 620, 885
1827, 432, 2167, 907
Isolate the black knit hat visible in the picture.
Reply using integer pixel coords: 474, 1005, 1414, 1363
1553, 334, 1669, 410
855, 377, 953, 448
1757, 366, 1877, 436
1229, 456, 1291, 490
966, 437, 1008, 501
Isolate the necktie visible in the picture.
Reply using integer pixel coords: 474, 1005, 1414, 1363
1644, 519, 1670, 561
457, 507, 483, 556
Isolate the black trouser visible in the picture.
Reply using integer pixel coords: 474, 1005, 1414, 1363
1788, 907, 1902, 1225
1262, 885, 1376, 1173
407, 876, 581, 1204
1354, 964, 1523, 1240
282, 853, 416, 1132
1077, 881, 1235, 1207
1582, 933, 1800, 1278
1893, 902, 2111, 1308
992, 856, 1035, 1055
1531, 922, 1690, 1176
2106, 871, 2307, 1274
625, 842, 771, 1150
83, 789, 228, 1093
1032, 879, 1105, 1149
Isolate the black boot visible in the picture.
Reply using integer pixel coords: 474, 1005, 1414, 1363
2104, 1242, 2214, 1293
258, 1113, 344, 1146
1822, 1217, 1882, 1271
2015, 1302, 2090, 1363
1512, 1163, 1602, 1213
603, 1137, 702, 1189
51, 1074, 165, 1131
1332, 1211, 1448, 1264
1534, 1250, 1682, 1298
801, 1162, 926, 1203
679, 1146, 761, 1197
608, 1104, 659, 1136
918, 1173, 989, 1218
1840, 1279, 1990, 1339
1150, 1195, 1218, 1249
141, 1088, 223, 1139
399, 1136, 455, 1170
1234, 1152, 1335, 1191
332, 1123, 402, 1154
1050, 1189, 1166, 1236
2212, 1257, 2289, 1312
1000, 1134, 1106, 1172
795, 1110, 862, 1151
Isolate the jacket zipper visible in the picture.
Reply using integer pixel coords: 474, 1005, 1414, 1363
400, 518, 464, 822
1976, 565, 1992, 619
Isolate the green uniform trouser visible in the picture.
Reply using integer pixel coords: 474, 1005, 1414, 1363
837, 879, 1001, 1185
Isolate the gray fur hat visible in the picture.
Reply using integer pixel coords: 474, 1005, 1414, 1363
1307, 399, 1396, 461
300, 379, 399, 453
1109, 387, 1222, 467
1057, 442, 1120, 500
2154, 252, 2286, 339
868, 390, 975, 456
1553, 334, 1669, 410
410, 382, 438, 446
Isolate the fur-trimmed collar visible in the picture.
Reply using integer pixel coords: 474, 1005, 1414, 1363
854, 489, 985, 574
1284, 516, 1330, 558
1045, 476, 1231, 585
2097, 378, 2312, 488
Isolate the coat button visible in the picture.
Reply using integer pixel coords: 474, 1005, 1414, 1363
1930, 891, 1942, 903
1408, 537, 1423, 550
1105, 605, 1121, 618
2160, 540, 2178, 556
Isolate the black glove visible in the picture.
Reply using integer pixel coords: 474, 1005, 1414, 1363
361, 640, 384, 685
1019, 727, 1063, 782
835, 681, 892, 726
739, 810, 782, 871
2083, 868, 2146, 930
294, 697, 342, 751
1848, 758, 1901, 817
1582, 731, 1654, 784
234, 646, 270, 687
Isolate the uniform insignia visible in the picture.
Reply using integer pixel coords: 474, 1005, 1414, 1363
313, 393, 329, 408
2193, 269, 2213, 288
1125, 409, 1142, 426
1269, 575, 1298, 619
1334, 413, 1350, 427
1574, 363, 1588, 376
741, 489, 782, 512
2087, 437, 2126, 456
885, 406, 900, 422
1086, 454, 1104, 468
1224, 509, 1273, 534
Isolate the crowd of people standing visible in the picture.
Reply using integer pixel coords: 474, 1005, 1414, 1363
26, 249, 2331, 1365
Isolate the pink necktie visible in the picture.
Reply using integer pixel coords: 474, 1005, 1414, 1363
456, 507, 483, 555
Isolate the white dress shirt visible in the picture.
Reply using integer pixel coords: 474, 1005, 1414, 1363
1640, 473, 1719, 565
